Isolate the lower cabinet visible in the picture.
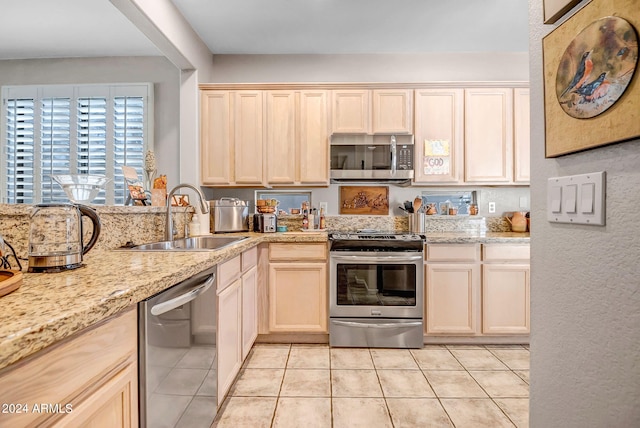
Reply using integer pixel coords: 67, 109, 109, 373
268, 243, 328, 333
425, 244, 481, 335
425, 242, 530, 338
216, 247, 259, 406
482, 244, 530, 334
0, 308, 138, 428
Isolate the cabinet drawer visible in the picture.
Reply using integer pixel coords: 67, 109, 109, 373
269, 243, 327, 261
219, 255, 241, 290
0, 308, 136, 427
242, 246, 258, 271
483, 244, 530, 262
426, 244, 480, 262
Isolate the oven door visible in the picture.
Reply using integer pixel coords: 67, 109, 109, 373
329, 251, 423, 319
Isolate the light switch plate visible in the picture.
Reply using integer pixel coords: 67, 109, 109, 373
547, 171, 605, 225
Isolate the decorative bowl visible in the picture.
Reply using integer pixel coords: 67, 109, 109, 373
51, 174, 111, 203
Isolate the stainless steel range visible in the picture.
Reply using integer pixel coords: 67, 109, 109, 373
329, 230, 425, 348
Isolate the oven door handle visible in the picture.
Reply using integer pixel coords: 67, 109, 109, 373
330, 254, 423, 262
150, 273, 215, 316
332, 320, 423, 329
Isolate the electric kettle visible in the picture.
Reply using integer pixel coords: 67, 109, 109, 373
28, 203, 101, 273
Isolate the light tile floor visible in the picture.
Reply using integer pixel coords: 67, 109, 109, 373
212, 344, 529, 427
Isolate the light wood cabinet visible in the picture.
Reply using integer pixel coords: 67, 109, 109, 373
216, 247, 259, 405
513, 88, 531, 183
0, 308, 137, 428
217, 277, 242, 406
331, 89, 370, 133
200, 90, 264, 186
482, 244, 530, 335
268, 243, 328, 333
372, 89, 413, 134
242, 265, 258, 360
413, 88, 464, 183
464, 88, 514, 184
425, 244, 481, 335
266, 90, 329, 185
331, 89, 413, 134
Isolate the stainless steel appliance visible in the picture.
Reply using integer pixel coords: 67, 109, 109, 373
253, 213, 277, 233
139, 266, 217, 428
329, 231, 425, 348
209, 198, 249, 233
330, 134, 414, 183
27, 203, 101, 273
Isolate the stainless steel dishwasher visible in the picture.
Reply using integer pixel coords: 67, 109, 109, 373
138, 266, 217, 428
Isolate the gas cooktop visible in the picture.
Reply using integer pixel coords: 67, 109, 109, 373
329, 230, 425, 241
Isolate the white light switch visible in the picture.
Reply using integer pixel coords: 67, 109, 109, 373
550, 186, 562, 213
564, 184, 577, 214
547, 171, 605, 225
581, 183, 595, 214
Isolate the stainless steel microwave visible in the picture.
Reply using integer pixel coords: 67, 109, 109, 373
330, 134, 414, 182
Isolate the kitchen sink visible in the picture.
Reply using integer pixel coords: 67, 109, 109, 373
119, 235, 249, 252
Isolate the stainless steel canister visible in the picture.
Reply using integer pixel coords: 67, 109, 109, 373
409, 212, 425, 233
209, 198, 249, 232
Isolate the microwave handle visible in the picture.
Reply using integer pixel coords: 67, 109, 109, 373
390, 135, 397, 175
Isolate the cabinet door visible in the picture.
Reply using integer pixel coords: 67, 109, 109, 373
425, 263, 480, 335
414, 89, 464, 183
268, 263, 327, 332
464, 88, 514, 183
372, 89, 413, 134
234, 91, 264, 185
217, 278, 242, 405
331, 90, 370, 133
513, 88, 531, 183
266, 90, 296, 184
242, 265, 258, 360
201, 91, 231, 185
482, 264, 530, 334
53, 363, 138, 428
299, 90, 329, 185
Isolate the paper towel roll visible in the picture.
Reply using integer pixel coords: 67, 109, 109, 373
195, 202, 212, 235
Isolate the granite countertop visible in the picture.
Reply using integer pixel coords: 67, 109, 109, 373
0, 229, 528, 371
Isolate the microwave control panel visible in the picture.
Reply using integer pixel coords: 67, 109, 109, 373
397, 145, 413, 170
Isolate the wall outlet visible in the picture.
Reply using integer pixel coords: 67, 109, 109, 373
488, 202, 496, 213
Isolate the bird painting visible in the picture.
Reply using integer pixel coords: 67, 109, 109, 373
559, 50, 593, 98
572, 72, 608, 102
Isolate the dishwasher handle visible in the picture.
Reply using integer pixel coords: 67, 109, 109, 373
150, 273, 215, 316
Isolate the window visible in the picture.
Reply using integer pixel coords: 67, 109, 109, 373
255, 190, 311, 214
1, 84, 153, 205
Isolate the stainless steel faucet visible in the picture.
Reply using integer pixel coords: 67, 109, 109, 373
166, 183, 210, 240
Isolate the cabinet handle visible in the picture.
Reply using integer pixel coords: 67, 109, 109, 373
151, 274, 215, 316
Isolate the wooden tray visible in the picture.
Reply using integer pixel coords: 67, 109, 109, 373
0, 270, 23, 297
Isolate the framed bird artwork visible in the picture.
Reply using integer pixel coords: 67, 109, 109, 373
543, 0, 640, 157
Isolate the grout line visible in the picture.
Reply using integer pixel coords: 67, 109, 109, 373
269, 343, 291, 428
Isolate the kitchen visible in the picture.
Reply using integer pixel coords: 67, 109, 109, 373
0, 1, 638, 428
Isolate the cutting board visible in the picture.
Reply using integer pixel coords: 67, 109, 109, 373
0, 270, 23, 297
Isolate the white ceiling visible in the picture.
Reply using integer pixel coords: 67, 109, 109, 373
0, 0, 529, 60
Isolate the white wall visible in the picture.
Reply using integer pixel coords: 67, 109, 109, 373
210, 52, 529, 83
0, 56, 181, 185
529, 1, 640, 426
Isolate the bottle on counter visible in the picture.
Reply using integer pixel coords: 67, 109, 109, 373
319, 207, 326, 230
308, 211, 315, 230
302, 209, 309, 229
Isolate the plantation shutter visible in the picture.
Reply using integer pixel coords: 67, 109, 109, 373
2, 84, 152, 205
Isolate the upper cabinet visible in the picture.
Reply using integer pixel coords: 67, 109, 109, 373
413, 88, 464, 184
513, 88, 530, 183
201, 90, 264, 186
266, 90, 329, 186
372, 89, 413, 134
464, 88, 514, 184
331, 89, 371, 133
331, 89, 413, 134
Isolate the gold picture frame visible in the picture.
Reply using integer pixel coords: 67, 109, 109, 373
543, 0, 582, 24
543, 0, 640, 157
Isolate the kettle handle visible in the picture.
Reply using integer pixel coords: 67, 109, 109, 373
77, 205, 101, 255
